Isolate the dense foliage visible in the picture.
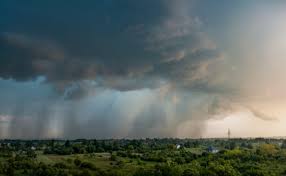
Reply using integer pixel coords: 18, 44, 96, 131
0, 138, 286, 175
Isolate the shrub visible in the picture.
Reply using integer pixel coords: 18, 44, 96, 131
80, 161, 96, 170
74, 158, 82, 166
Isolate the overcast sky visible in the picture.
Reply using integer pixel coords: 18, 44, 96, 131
1, 0, 286, 139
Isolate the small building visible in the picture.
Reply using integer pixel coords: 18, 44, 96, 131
207, 146, 219, 153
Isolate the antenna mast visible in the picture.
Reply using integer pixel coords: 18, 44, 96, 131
228, 128, 231, 139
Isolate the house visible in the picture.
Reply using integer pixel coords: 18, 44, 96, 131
207, 146, 219, 153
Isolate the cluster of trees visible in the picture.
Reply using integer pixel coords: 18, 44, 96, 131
1, 138, 286, 175
2, 138, 286, 154
133, 145, 286, 176
0, 157, 102, 176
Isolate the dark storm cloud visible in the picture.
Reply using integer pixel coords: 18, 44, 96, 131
0, 0, 221, 92
1, 0, 257, 139
0, 32, 104, 84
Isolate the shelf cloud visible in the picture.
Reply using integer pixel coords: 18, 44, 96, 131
0, 0, 285, 138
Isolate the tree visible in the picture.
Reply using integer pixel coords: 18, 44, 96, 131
110, 154, 118, 161
257, 144, 277, 156
281, 140, 286, 149
183, 168, 200, 176
64, 140, 71, 147
134, 168, 154, 176
204, 162, 241, 176
27, 150, 37, 158
74, 158, 82, 166
183, 161, 201, 176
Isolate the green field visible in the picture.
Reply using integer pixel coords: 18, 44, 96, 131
35, 152, 155, 175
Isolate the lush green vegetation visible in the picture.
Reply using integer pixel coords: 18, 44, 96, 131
0, 138, 286, 175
